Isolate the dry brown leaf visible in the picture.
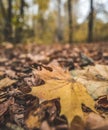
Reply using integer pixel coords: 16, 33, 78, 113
70, 115, 85, 130
0, 77, 16, 90
25, 98, 60, 129
0, 97, 14, 116
0, 71, 4, 76
85, 112, 108, 130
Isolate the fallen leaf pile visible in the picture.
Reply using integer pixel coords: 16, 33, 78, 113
0, 42, 108, 130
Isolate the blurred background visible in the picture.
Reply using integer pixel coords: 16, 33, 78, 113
0, 0, 108, 44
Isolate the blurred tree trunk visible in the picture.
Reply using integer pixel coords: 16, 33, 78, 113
88, 0, 94, 43
0, 0, 6, 17
20, 0, 25, 17
37, 11, 45, 39
68, 0, 73, 44
4, 0, 13, 42
35, 0, 48, 40
15, 0, 25, 43
56, 0, 63, 42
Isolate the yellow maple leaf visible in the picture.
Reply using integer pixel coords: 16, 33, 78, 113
30, 65, 95, 123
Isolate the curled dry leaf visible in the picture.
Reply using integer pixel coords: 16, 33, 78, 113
95, 95, 108, 112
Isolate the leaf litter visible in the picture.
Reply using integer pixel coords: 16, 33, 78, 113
0, 42, 108, 130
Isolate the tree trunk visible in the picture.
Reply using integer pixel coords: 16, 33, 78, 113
68, 0, 73, 44
56, 0, 63, 42
0, 0, 6, 17
20, 0, 25, 17
15, 0, 25, 43
88, 0, 94, 43
4, 0, 13, 42
7, 0, 12, 41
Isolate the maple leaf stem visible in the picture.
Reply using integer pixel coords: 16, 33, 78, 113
107, 89, 108, 101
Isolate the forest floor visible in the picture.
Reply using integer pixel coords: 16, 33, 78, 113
0, 42, 108, 130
